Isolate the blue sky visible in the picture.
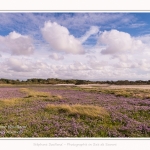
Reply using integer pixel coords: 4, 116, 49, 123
0, 12, 150, 81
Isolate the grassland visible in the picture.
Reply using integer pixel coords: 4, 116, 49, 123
0, 84, 149, 137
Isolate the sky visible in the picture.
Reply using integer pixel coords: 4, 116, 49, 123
0, 12, 150, 81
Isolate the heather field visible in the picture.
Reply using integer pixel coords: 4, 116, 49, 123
0, 85, 150, 137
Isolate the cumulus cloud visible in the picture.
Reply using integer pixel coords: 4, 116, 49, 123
0, 31, 34, 55
41, 21, 84, 54
98, 29, 145, 55
86, 55, 97, 60
88, 60, 108, 70
49, 53, 64, 60
135, 34, 150, 44
79, 26, 99, 43
6, 57, 33, 72
68, 62, 89, 70
34, 61, 49, 70
5, 57, 50, 73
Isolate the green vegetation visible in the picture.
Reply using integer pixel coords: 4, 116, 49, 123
1, 78, 150, 85
0, 78, 90, 85
80, 88, 150, 99
0, 85, 149, 137
0, 90, 111, 137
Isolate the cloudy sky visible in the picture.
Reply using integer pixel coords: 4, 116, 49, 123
0, 12, 150, 81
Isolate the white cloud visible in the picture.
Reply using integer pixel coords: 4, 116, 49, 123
41, 21, 85, 54
0, 14, 150, 81
34, 61, 49, 70
4, 57, 50, 74
0, 31, 34, 55
88, 60, 108, 70
135, 34, 150, 44
86, 54, 97, 60
1, 55, 150, 81
6, 57, 33, 72
49, 53, 64, 60
110, 54, 131, 63
68, 61, 89, 70
79, 26, 99, 43
98, 29, 145, 55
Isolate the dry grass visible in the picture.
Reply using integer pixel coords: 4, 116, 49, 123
0, 84, 13, 87
0, 88, 62, 109
45, 104, 109, 118
113, 88, 150, 99
0, 98, 21, 107
20, 88, 50, 98
20, 88, 62, 100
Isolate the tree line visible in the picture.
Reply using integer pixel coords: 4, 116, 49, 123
0, 78, 150, 85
